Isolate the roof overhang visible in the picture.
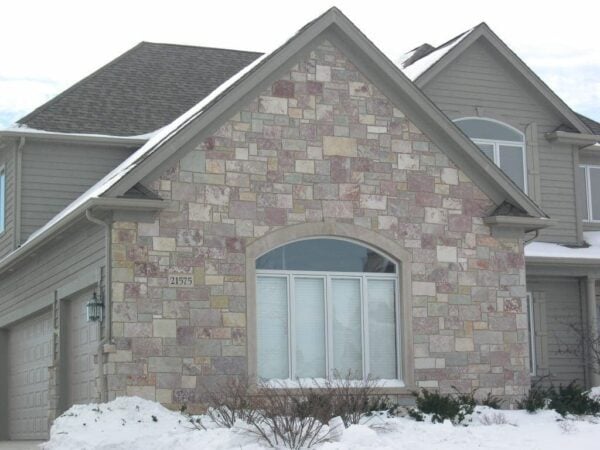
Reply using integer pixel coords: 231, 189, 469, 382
545, 130, 600, 146
0, 197, 166, 273
525, 255, 600, 267
483, 215, 555, 233
0, 128, 149, 147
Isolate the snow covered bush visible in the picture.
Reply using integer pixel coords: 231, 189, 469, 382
517, 380, 600, 416
408, 388, 476, 424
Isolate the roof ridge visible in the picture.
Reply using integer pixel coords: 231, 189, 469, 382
139, 41, 263, 55
16, 42, 147, 126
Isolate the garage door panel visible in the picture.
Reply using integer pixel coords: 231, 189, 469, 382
8, 310, 53, 440
67, 290, 99, 406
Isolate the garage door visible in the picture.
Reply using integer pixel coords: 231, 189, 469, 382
8, 310, 53, 440
66, 290, 99, 406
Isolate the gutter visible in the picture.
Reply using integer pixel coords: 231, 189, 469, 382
0, 197, 166, 273
545, 130, 600, 145
85, 209, 112, 403
525, 255, 600, 267
0, 129, 150, 147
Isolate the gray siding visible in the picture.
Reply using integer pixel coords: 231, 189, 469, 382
0, 141, 16, 259
20, 141, 134, 241
527, 277, 586, 386
0, 219, 104, 325
422, 38, 578, 244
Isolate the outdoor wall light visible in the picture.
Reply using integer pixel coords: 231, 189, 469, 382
86, 291, 104, 323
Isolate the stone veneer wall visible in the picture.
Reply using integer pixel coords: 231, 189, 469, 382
107, 40, 530, 406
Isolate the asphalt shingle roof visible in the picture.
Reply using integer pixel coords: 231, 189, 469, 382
17, 42, 263, 136
576, 113, 600, 135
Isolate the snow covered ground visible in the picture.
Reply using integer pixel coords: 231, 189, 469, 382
41, 395, 600, 450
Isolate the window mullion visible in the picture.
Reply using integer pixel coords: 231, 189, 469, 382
326, 274, 333, 378
494, 143, 500, 165
362, 276, 369, 380
587, 167, 594, 221
289, 274, 295, 380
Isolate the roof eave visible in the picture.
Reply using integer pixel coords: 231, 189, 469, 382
525, 255, 600, 267
483, 215, 555, 232
0, 129, 150, 147
0, 197, 167, 273
546, 130, 600, 145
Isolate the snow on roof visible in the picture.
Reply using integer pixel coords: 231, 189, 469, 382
397, 28, 474, 81
1, 123, 157, 140
525, 231, 600, 260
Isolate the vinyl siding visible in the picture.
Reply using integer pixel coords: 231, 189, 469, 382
0, 219, 104, 324
527, 277, 586, 385
0, 141, 16, 259
422, 38, 578, 244
19, 141, 134, 241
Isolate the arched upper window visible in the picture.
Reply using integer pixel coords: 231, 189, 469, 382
455, 118, 527, 192
256, 238, 399, 382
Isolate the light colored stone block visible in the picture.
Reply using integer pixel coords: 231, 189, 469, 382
413, 281, 436, 297
323, 136, 357, 157
153, 319, 176, 338
437, 245, 457, 263
259, 96, 288, 115
153, 237, 176, 252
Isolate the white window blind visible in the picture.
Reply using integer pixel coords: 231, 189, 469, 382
367, 279, 397, 379
294, 277, 326, 378
257, 276, 289, 379
331, 278, 363, 378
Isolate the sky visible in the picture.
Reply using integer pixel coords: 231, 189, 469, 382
1, 0, 599, 130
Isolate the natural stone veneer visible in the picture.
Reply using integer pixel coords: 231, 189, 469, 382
108, 40, 529, 406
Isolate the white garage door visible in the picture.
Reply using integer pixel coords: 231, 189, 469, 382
8, 310, 53, 440
67, 290, 99, 406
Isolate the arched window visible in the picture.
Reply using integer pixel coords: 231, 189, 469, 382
255, 238, 400, 381
455, 118, 527, 192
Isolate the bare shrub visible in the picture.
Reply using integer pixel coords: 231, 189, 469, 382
479, 412, 511, 426
199, 376, 257, 428
558, 420, 578, 434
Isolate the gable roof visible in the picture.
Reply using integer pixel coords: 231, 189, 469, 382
17, 43, 262, 136
399, 23, 593, 135
0, 7, 548, 272
577, 113, 600, 135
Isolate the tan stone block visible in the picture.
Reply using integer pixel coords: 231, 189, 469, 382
110, 350, 132, 363
153, 319, 177, 338
239, 191, 257, 202
441, 168, 459, 185
112, 268, 134, 283
316, 65, 331, 81
181, 376, 197, 389
455, 338, 475, 352
323, 136, 357, 157
259, 96, 288, 115
437, 245, 457, 263
156, 388, 173, 404
112, 283, 125, 302
189, 203, 212, 222
397, 154, 420, 170
295, 160, 315, 174
205, 275, 224, 285
235, 147, 249, 160
126, 385, 156, 401
211, 296, 229, 308
359, 114, 375, 125
206, 159, 225, 174
415, 358, 436, 369
412, 281, 436, 297
223, 312, 246, 327
153, 237, 176, 251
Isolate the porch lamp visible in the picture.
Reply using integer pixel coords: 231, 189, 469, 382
86, 291, 104, 323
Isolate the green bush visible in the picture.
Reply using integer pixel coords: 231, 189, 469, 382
409, 389, 475, 424
480, 392, 503, 409
516, 380, 600, 416
549, 382, 600, 416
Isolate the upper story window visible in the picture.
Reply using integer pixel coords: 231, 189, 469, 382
455, 118, 527, 192
256, 238, 400, 382
0, 167, 5, 234
577, 165, 600, 222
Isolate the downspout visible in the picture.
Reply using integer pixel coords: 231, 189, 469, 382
85, 208, 112, 402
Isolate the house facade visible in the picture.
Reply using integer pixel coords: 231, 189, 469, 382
0, 8, 598, 441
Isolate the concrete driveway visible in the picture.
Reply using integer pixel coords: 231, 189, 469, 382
0, 442, 44, 449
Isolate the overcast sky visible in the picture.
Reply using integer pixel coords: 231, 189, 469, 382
1, 0, 599, 129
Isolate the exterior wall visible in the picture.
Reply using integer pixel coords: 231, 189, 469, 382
527, 277, 586, 385
0, 140, 16, 258
579, 151, 600, 232
20, 140, 134, 241
108, 40, 529, 405
422, 39, 579, 245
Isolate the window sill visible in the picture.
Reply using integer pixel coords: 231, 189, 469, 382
260, 378, 406, 389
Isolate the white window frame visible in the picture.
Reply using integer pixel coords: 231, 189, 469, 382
0, 166, 5, 234
579, 164, 600, 223
454, 117, 528, 193
256, 269, 402, 384
526, 292, 536, 376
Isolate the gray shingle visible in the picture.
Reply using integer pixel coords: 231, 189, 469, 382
17, 42, 263, 136
576, 113, 600, 135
